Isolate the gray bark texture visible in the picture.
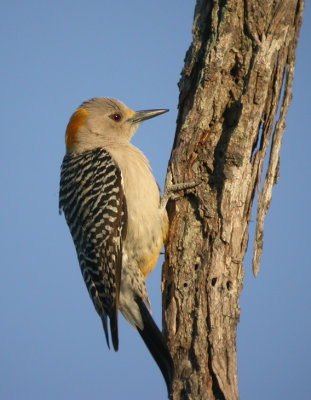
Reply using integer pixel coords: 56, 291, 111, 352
162, 1, 304, 399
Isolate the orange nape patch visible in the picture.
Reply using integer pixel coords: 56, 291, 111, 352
65, 107, 89, 151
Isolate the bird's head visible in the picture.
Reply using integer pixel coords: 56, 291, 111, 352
65, 97, 168, 153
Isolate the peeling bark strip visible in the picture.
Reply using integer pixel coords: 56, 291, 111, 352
162, 1, 304, 399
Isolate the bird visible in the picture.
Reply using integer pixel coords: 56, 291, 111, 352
59, 97, 174, 396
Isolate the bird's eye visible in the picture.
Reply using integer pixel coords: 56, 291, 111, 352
109, 113, 122, 122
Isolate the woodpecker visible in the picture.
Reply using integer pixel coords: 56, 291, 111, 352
59, 97, 174, 395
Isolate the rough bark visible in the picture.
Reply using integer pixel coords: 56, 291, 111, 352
162, 1, 304, 399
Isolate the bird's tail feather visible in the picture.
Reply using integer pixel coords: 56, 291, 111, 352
135, 296, 174, 398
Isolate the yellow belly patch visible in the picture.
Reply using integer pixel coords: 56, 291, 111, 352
139, 214, 169, 279
140, 242, 163, 279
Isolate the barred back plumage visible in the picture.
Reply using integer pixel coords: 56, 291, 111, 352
59, 147, 127, 350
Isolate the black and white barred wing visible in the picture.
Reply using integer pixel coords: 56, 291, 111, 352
59, 148, 127, 351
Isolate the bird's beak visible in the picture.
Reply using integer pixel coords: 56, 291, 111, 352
128, 108, 169, 124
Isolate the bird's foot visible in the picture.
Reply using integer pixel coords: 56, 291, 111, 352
160, 181, 199, 209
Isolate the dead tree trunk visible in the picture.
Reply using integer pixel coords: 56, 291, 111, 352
162, 1, 304, 399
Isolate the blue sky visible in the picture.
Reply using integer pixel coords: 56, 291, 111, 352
1, 2, 310, 399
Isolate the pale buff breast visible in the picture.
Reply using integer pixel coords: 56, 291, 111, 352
106, 143, 168, 277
